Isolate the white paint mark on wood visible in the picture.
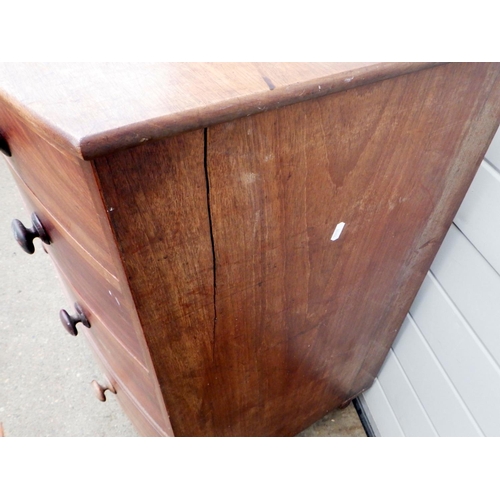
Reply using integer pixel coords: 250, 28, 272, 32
331, 222, 345, 241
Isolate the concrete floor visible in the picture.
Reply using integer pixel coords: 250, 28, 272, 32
298, 404, 366, 437
0, 156, 137, 436
0, 155, 365, 437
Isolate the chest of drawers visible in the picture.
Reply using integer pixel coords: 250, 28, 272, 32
1, 63, 499, 436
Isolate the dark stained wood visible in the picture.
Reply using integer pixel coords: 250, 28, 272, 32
7, 166, 147, 364
113, 389, 169, 437
204, 62, 500, 435
0, 103, 119, 276
85, 334, 172, 437
7, 162, 119, 287
352, 64, 500, 395
93, 130, 216, 436
57, 267, 169, 430
2, 63, 500, 437
92, 63, 500, 436
0, 63, 443, 159
2, 112, 174, 435
114, 385, 170, 437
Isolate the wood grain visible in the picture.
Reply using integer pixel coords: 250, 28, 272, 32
0, 63, 443, 159
0, 103, 119, 276
8, 164, 174, 435
92, 63, 500, 436
56, 266, 170, 430
93, 130, 216, 436
353, 62, 500, 394
486, 125, 500, 166
6, 167, 148, 364
2, 62, 499, 437
2, 105, 175, 436
7, 163, 120, 287
205, 62, 500, 435
112, 384, 170, 437
85, 334, 173, 437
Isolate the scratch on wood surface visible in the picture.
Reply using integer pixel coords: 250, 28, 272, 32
417, 238, 437, 251
262, 76, 276, 91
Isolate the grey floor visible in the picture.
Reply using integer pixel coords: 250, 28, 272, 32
0, 156, 137, 436
0, 154, 365, 437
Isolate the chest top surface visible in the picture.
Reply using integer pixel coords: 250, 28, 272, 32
0, 62, 441, 159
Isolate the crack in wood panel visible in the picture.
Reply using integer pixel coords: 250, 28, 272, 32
204, 128, 218, 362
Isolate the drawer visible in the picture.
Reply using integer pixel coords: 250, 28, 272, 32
8, 161, 119, 287
56, 268, 170, 432
87, 342, 171, 437
0, 103, 119, 276
8, 166, 149, 367
115, 383, 171, 437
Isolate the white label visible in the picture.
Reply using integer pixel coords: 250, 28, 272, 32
331, 222, 346, 241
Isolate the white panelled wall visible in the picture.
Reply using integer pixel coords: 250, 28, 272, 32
358, 127, 500, 437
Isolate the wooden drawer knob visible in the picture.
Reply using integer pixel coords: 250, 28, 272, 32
59, 303, 90, 336
11, 213, 51, 254
0, 133, 11, 156
91, 378, 117, 402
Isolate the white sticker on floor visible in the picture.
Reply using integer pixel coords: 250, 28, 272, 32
331, 222, 345, 241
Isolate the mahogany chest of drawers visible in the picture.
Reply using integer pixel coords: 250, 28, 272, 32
1, 63, 499, 436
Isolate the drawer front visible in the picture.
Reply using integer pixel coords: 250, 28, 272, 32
56, 268, 171, 433
0, 102, 119, 277
8, 166, 149, 367
87, 341, 171, 437
5, 155, 173, 436
115, 384, 170, 437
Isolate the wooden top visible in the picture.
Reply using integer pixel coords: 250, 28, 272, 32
0, 62, 443, 159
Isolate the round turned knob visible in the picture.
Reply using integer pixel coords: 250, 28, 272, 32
91, 378, 117, 402
0, 133, 11, 156
11, 213, 51, 254
59, 303, 90, 336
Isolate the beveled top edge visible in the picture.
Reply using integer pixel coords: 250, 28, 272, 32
0, 63, 445, 160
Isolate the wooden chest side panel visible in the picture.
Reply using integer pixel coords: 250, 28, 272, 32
93, 63, 500, 437
93, 130, 216, 436
206, 62, 500, 436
